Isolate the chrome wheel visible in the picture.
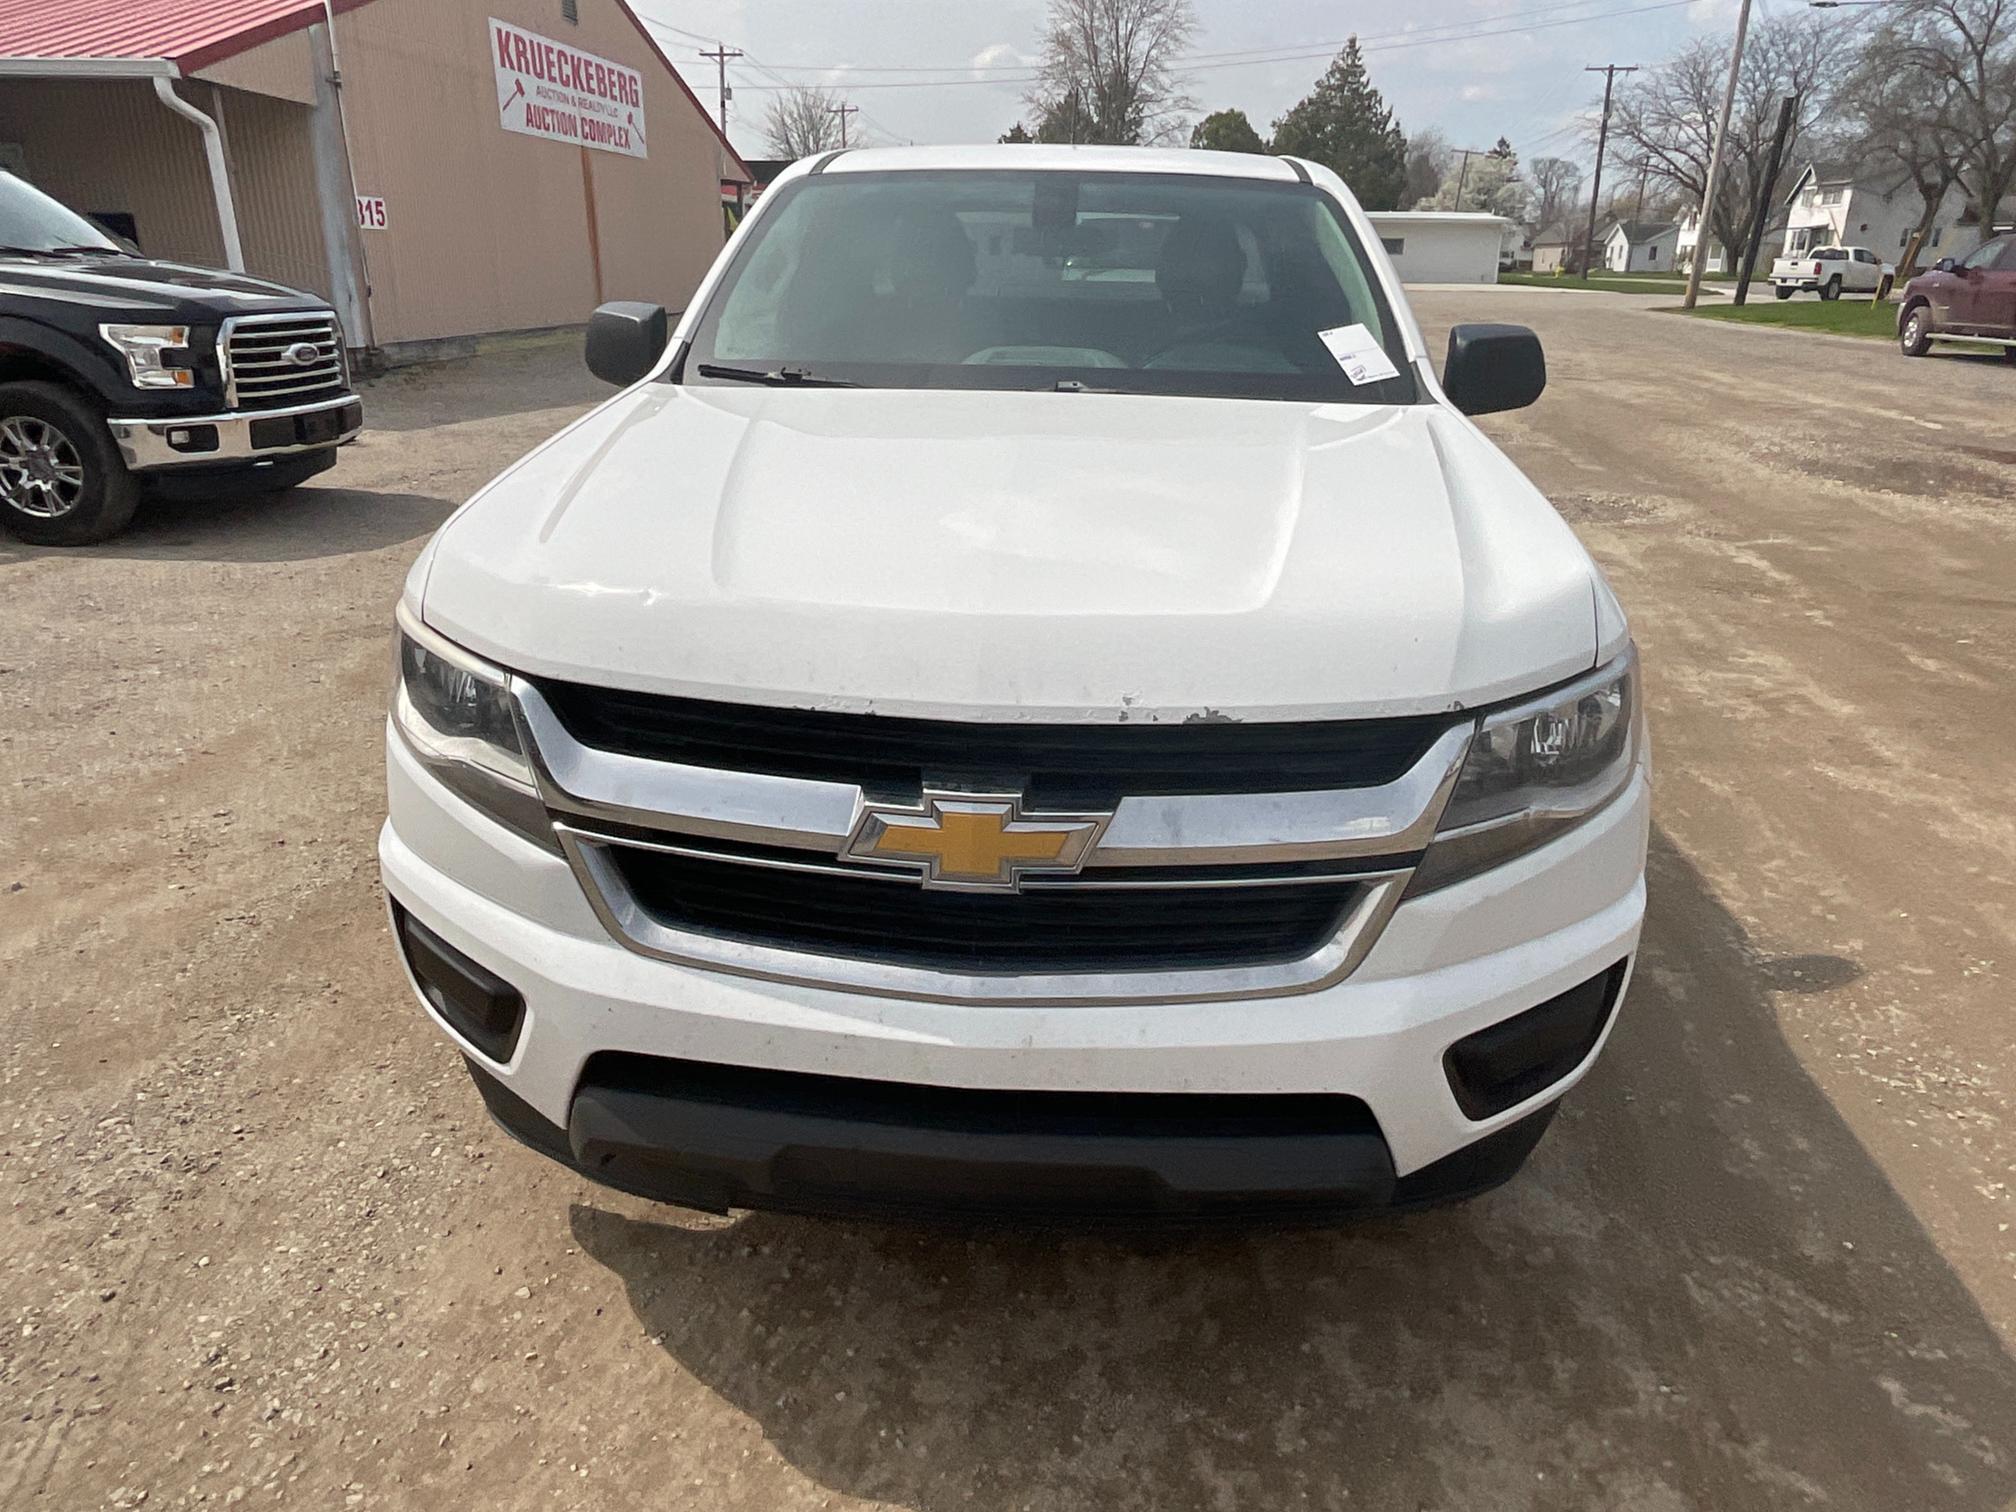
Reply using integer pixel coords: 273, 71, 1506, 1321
0, 414, 86, 519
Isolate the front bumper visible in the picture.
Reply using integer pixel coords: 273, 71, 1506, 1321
379, 728, 1649, 1214
106, 394, 363, 471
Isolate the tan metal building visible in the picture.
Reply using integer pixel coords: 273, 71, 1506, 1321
0, 0, 751, 359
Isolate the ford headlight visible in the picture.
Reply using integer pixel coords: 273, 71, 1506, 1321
99, 323, 198, 389
392, 605, 555, 849
1412, 646, 1641, 892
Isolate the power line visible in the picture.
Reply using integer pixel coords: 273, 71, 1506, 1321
719, 5, 1699, 91
647, 0, 1688, 78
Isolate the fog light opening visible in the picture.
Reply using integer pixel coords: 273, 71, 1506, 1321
1443, 960, 1628, 1121
392, 904, 526, 1063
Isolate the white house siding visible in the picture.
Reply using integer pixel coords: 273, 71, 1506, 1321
1782, 179, 1969, 261
1365, 212, 1505, 284
1675, 216, 1731, 273
1604, 226, 1677, 272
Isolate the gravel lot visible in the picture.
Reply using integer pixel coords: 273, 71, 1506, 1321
4, 290, 2014, 1511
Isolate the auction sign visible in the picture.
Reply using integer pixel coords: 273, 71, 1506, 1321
490, 18, 647, 159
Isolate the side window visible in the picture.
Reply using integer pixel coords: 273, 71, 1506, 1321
1961, 239, 2004, 270
1993, 238, 2016, 270
1853, 249, 1875, 264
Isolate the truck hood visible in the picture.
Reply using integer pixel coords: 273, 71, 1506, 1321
419, 386, 1608, 722
0, 253, 329, 318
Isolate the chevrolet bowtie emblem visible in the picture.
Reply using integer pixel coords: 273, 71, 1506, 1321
842, 792, 1109, 891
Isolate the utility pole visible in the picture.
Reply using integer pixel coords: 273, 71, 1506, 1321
1582, 64, 1637, 280
1734, 93, 1797, 306
697, 45, 742, 131
1452, 147, 1490, 211
828, 100, 858, 148
1683, 0, 1755, 309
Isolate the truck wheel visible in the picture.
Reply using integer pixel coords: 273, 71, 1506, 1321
1774, 286, 1794, 300
1820, 276, 1842, 302
1899, 305, 1933, 357
0, 381, 140, 545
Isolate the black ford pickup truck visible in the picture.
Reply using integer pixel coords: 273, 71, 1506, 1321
0, 170, 363, 544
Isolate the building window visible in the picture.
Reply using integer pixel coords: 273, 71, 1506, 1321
561, 0, 579, 22
1647, 246, 1658, 263
1819, 186, 1844, 205
1381, 236, 1404, 255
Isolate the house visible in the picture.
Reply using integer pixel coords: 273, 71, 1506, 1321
1603, 220, 1678, 273
1675, 209, 1734, 274
1780, 161, 1968, 268
1529, 222, 1586, 274
1364, 211, 1507, 284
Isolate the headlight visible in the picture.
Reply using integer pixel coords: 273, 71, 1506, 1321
99, 323, 198, 390
392, 606, 556, 850
1411, 646, 1640, 893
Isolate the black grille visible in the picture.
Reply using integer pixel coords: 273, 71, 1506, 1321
536, 681, 1451, 807
610, 848, 1358, 973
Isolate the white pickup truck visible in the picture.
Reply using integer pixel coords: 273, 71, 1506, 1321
381, 145, 1648, 1224
1770, 245, 1891, 300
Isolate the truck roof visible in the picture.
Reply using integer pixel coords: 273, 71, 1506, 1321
804, 144, 1309, 184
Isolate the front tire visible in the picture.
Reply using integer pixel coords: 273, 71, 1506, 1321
1820, 276, 1842, 302
0, 381, 140, 545
1899, 305, 1933, 357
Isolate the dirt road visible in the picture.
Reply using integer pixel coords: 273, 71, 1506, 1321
4, 292, 2013, 1510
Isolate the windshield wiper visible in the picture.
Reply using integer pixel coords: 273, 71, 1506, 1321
0, 244, 125, 258
694, 362, 860, 388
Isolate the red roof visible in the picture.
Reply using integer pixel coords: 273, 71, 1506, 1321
0, 0, 366, 73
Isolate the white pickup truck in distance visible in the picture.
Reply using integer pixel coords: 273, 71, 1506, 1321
1770, 245, 1891, 300
380, 145, 1649, 1225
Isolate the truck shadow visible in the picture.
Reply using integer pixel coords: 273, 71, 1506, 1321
0, 486, 453, 566
570, 829, 2016, 1511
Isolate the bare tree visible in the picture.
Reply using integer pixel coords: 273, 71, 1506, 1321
1863, 0, 2016, 252
763, 86, 845, 159
1529, 156, 1584, 233
1026, 0, 1196, 146
1403, 128, 1452, 208
1603, 12, 1853, 266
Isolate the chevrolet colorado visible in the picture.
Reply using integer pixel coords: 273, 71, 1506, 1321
0, 170, 362, 545
381, 146, 1649, 1223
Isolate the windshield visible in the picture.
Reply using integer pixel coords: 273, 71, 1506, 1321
0, 171, 121, 254
682, 170, 1416, 404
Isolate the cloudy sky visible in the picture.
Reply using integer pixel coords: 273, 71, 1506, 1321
633, 0, 1750, 167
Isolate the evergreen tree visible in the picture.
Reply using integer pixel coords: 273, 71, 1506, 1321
999, 122, 1035, 144
1270, 39, 1408, 209
1190, 108, 1267, 153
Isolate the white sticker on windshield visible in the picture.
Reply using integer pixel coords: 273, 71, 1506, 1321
1317, 324, 1401, 386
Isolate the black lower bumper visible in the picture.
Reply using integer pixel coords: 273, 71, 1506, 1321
464, 1054, 1559, 1226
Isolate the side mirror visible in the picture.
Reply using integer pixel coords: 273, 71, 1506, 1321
1442, 323, 1545, 417
1934, 257, 1959, 274
585, 301, 668, 386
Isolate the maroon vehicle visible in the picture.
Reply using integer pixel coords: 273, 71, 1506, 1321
1897, 233, 2016, 359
